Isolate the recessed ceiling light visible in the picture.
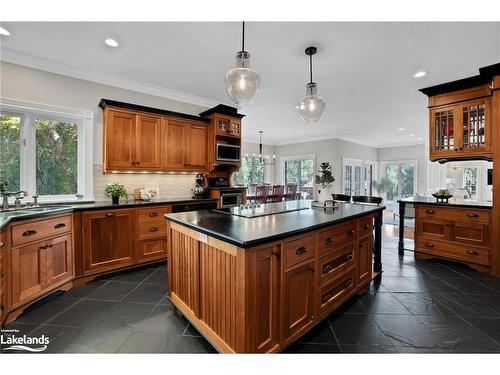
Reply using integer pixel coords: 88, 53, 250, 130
409, 133, 415, 137
397, 128, 405, 131
105, 38, 119, 47
414, 71, 426, 78
0, 27, 10, 36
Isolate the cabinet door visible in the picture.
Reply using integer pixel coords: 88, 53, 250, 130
451, 222, 490, 248
161, 119, 186, 170
248, 244, 281, 353
46, 234, 74, 287
430, 106, 459, 158
184, 124, 208, 171
282, 260, 315, 344
10, 240, 47, 306
137, 238, 167, 262
136, 114, 161, 169
82, 209, 136, 275
459, 99, 491, 155
357, 236, 373, 286
105, 110, 136, 169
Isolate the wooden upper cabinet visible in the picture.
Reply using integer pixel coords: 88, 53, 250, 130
430, 98, 491, 161
161, 119, 186, 170
135, 114, 161, 169
105, 109, 136, 169
161, 119, 208, 172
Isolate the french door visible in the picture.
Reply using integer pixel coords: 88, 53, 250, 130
343, 158, 363, 196
282, 155, 315, 199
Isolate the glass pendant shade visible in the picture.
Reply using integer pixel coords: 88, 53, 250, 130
225, 51, 261, 106
298, 82, 326, 123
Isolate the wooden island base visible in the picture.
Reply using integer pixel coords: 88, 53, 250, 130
166, 210, 381, 353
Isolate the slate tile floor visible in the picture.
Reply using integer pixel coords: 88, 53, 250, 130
3, 234, 500, 354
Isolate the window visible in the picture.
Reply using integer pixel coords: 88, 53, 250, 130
342, 158, 362, 196
382, 161, 417, 200
233, 156, 265, 186
0, 99, 93, 202
363, 160, 377, 196
463, 167, 478, 200
281, 155, 315, 199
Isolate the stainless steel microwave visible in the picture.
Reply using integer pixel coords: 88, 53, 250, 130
216, 143, 241, 162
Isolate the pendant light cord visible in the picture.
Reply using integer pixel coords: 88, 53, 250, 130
309, 53, 313, 84
242, 21, 245, 52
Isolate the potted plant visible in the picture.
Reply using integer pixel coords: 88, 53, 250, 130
315, 162, 335, 203
104, 183, 127, 204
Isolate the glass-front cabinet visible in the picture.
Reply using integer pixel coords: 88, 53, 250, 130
430, 98, 491, 161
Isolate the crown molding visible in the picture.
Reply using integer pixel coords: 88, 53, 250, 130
1, 48, 219, 109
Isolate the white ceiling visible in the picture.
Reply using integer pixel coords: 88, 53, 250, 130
1, 22, 500, 147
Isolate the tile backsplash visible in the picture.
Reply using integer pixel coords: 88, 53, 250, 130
93, 165, 195, 201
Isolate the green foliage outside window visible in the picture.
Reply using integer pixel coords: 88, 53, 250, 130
0, 114, 21, 192
233, 156, 265, 185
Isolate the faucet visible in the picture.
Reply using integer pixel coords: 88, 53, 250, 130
1, 190, 28, 211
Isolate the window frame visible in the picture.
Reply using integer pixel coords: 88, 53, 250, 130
0, 98, 94, 203
279, 154, 316, 199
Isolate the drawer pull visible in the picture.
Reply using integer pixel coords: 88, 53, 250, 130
322, 293, 332, 304
308, 266, 315, 273
466, 250, 479, 255
0, 271, 4, 278
426, 209, 435, 214
466, 213, 479, 218
22, 230, 37, 237
54, 223, 66, 229
149, 227, 160, 232
425, 242, 434, 248
363, 223, 370, 230
344, 278, 353, 287
0, 241, 5, 247
148, 212, 159, 217
324, 237, 333, 246
346, 253, 353, 261
272, 251, 281, 258
323, 264, 333, 274
347, 229, 355, 236
46, 244, 53, 248
39, 245, 46, 250
105, 212, 116, 217
296, 246, 307, 255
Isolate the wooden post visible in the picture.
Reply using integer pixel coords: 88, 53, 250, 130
491, 75, 500, 276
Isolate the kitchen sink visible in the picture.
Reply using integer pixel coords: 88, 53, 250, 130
0, 205, 73, 216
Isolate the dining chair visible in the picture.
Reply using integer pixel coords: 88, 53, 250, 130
285, 184, 298, 200
255, 185, 270, 203
352, 195, 383, 205
271, 185, 285, 202
331, 193, 352, 203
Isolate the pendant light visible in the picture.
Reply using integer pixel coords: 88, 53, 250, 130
258, 130, 275, 165
225, 22, 261, 106
297, 46, 326, 123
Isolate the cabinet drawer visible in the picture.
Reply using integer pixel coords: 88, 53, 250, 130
317, 220, 357, 257
137, 238, 167, 261
416, 239, 489, 266
284, 234, 315, 269
317, 243, 355, 287
138, 221, 167, 239
417, 206, 490, 224
316, 267, 356, 319
137, 205, 172, 223
416, 219, 449, 241
359, 215, 374, 238
451, 222, 490, 248
11, 214, 72, 247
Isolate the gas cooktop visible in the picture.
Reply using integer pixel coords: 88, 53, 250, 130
215, 200, 311, 218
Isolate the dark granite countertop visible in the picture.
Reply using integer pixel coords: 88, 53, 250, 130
164, 200, 385, 248
0, 198, 218, 231
399, 196, 492, 209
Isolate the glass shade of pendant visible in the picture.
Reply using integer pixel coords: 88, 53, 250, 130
225, 51, 261, 106
298, 82, 326, 123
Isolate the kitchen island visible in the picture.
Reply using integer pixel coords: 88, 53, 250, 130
164, 200, 385, 353
398, 197, 493, 273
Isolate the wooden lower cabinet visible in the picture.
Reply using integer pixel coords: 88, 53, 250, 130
282, 260, 315, 344
82, 208, 136, 275
0, 230, 8, 324
247, 244, 281, 353
415, 204, 492, 270
137, 238, 167, 261
11, 233, 73, 307
357, 236, 373, 285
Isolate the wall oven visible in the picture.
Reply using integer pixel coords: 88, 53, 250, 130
220, 192, 242, 208
216, 143, 241, 162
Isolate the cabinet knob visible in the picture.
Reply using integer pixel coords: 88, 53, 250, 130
346, 253, 353, 261
466, 250, 479, 255
105, 212, 116, 217
0, 241, 5, 248
363, 223, 370, 230
425, 242, 434, 248
296, 246, 307, 255
324, 237, 333, 246
347, 229, 355, 236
